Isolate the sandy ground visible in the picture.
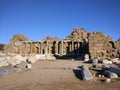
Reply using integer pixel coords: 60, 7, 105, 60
0, 60, 120, 90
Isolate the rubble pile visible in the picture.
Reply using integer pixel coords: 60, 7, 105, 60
66, 28, 88, 40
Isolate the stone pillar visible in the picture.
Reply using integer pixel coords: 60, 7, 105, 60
72, 41, 74, 55
18, 43, 19, 54
69, 42, 71, 52
46, 41, 48, 54
30, 42, 32, 54
41, 42, 43, 54
58, 42, 60, 54
84, 54, 89, 61
61, 41, 63, 55
48, 43, 51, 54
48, 46, 50, 54
77, 41, 80, 55
39, 42, 41, 54
55, 41, 58, 55
25, 42, 27, 54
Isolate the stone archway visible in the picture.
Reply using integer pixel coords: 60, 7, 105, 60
36, 47, 39, 54
109, 41, 115, 49
42, 49, 45, 54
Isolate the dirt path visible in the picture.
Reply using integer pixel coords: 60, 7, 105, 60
0, 60, 120, 90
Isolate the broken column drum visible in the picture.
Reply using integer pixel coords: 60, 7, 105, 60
81, 65, 93, 80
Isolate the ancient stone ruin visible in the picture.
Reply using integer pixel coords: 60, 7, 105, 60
1, 27, 120, 59
0, 44, 5, 53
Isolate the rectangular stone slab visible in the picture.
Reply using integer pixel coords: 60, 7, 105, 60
81, 65, 93, 80
108, 67, 120, 74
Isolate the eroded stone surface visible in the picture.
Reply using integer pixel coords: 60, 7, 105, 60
81, 65, 93, 80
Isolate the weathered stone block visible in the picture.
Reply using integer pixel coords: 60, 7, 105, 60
103, 60, 112, 64
84, 54, 89, 61
108, 67, 120, 74
103, 70, 118, 78
81, 65, 93, 80
26, 64, 32, 69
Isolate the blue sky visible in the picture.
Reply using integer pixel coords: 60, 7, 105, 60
0, 0, 120, 44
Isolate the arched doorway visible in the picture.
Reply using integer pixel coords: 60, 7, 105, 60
42, 49, 45, 54
36, 47, 39, 54
109, 41, 115, 49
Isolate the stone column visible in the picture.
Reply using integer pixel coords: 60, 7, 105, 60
41, 42, 43, 54
69, 42, 72, 55
47, 42, 49, 54
39, 42, 41, 54
45, 41, 48, 54
30, 42, 32, 54
61, 41, 63, 55
77, 41, 80, 55
55, 41, 58, 55
69, 42, 71, 52
48, 43, 51, 54
72, 41, 74, 55
25, 42, 27, 54
17, 42, 19, 54
68, 42, 71, 55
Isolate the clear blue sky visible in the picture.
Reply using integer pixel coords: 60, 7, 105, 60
0, 0, 120, 44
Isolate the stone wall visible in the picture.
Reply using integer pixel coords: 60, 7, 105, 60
3, 34, 30, 54
88, 32, 120, 59
0, 44, 5, 50
66, 28, 88, 40
2, 28, 120, 59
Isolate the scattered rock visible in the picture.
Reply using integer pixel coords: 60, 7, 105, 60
98, 74, 102, 78
84, 54, 89, 61
26, 64, 32, 69
110, 58, 120, 64
92, 59, 98, 65
103, 60, 112, 64
102, 64, 109, 68
105, 78, 111, 83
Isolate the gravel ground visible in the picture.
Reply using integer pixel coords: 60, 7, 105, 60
0, 60, 120, 90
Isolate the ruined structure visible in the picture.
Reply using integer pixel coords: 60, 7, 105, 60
2, 28, 120, 59
88, 32, 120, 59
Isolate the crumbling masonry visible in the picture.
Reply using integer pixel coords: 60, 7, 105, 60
2, 28, 120, 59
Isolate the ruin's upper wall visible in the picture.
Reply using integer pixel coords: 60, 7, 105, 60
9, 34, 30, 44
43, 36, 61, 41
88, 32, 120, 59
66, 28, 88, 40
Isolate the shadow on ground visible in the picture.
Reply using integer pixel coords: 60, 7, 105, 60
73, 68, 82, 80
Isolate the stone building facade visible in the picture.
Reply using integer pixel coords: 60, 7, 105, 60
2, 28, 120, 59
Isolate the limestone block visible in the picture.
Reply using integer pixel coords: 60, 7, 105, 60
26, 56, 36, 63
84, 54, 89, 61
92, 59, 98, 65
111, 58, 119, 64
26, 64, 32, 69
108, 66, 120, 74
103, 70, 118, 78
0, 59, 9, 67
102, 64, 110, 70
26, 58, 31, 63
45, 54, 56, 60
105, 78, 111, 83
103, 60, 112, 64
35, 54, 45, 60
81, 65, 93, 80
